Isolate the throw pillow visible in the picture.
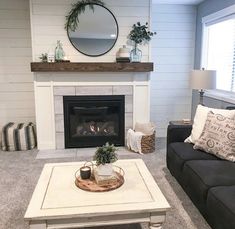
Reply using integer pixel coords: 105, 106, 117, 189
194, 112, 235, 162
185, 104, 235, 144
1, 122, 37, 151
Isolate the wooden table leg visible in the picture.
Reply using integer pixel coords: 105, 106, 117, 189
149, 222, 162, 229
29, 221, 46, 229
149, 212, 165, 229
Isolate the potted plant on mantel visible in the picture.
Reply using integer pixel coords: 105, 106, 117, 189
128, 22, 156, 62
93, 142, 118, 176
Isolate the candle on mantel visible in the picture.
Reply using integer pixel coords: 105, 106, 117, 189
80, 166, 91, 179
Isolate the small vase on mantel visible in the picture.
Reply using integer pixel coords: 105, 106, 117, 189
55, 40, 65, 62
130, 43, 142, 62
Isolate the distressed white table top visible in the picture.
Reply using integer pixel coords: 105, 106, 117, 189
24, 159, 170, 220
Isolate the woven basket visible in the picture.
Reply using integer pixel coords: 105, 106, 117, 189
141, 131, 156, 154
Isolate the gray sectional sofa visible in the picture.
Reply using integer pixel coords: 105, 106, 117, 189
166, 123, 235, 229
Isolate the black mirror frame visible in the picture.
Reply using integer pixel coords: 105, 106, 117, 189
66, 3, 119, 57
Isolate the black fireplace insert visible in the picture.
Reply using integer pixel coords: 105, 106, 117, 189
63, 95, 125, 148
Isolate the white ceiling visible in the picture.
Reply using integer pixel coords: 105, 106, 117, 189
152, 0, 205, 5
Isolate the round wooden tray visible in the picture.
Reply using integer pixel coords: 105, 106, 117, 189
75, 167, 124, 192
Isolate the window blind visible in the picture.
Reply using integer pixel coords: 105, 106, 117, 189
205, 18, 235, 92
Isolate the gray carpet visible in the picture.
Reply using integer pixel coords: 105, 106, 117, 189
0, 138, 211, 229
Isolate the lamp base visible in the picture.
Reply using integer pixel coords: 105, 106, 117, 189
199, 89, 205, 105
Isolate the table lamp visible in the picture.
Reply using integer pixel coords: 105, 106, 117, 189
190, 69, 216, 105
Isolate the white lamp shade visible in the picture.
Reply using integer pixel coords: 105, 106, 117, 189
190, 70, 216, 90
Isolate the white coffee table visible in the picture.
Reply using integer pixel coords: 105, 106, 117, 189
24, 159, 170, 229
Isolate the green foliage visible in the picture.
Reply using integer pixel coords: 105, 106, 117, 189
65, 0, 105, 31
93, 142, 118, 165
39, 53, 48, 62
128, 22, 156, 45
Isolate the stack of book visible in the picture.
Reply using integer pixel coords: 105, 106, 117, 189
116, 45, 131, 63
116, 57, 130, 63
93, 168, 117, 186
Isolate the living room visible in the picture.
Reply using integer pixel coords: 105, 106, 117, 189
0, 0, 235, 228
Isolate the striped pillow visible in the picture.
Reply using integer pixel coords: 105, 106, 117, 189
1, 122, 37, 151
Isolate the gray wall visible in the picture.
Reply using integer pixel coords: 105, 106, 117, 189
151, 4, 196, 137
194, 0, 235, 68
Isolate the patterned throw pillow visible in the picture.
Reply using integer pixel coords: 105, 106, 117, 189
194, 112, 235, 162
185, 104, 235, 144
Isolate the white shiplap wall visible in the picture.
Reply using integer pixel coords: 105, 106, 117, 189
150, 4, 196, 137
0, 1, 196, 141
30, 0, 151, 62
0, 0, 35, 130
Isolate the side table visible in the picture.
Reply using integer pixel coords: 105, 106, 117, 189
167, 120, 192, 144
169, 120, 192, 126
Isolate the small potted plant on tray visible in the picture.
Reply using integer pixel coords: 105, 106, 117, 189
93, 142, 118, 176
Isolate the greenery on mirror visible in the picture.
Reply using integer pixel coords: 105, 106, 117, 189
65, 0, 105, 31
93, 142, 118, 165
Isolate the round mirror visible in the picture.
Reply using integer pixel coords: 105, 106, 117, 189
67, 4, 118, 57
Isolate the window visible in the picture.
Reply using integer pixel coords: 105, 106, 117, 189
202, 9, 235, 92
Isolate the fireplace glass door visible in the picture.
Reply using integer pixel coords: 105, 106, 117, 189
63, 95, 125, 148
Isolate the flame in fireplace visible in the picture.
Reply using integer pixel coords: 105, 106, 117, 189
90, 125, 95, 133
75, 121, 117, 137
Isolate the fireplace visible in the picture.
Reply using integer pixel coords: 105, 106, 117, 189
63, 95, 125, 148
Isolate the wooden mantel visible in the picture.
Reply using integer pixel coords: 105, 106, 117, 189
30, 62, 154, 72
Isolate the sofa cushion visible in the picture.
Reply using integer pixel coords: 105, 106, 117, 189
167, 142, 218, 179
182, 160, 235, 215
207, 186, 235, 229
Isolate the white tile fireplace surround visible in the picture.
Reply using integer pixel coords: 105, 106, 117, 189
34, 73, 150, 150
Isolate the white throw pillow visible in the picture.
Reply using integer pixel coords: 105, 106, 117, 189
185, 104, 235, 144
